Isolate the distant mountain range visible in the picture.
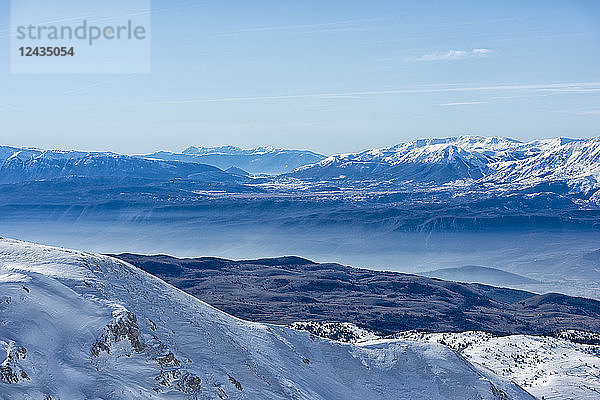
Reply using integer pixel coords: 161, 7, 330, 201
290, 136, 600, 196
4, 136, 600, 196
141, 145, 326, 175
0, 145, 241, 185
3, 137, 600, 240
2, 137, 600, 300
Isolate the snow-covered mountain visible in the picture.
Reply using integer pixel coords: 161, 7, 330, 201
142, 146, 326, 175
0, 146, 100, 162
0, 146, 239, 185
0, 239, 533, 399
0, 144, 324, 181
291, 136, 600, 193
487, 137, 600, 194
291, 136, 516, 182
6, 137, 600, 192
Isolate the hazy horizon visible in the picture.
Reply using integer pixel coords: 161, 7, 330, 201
3, 133, 600, 157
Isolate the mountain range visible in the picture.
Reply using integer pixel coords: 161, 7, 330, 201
290, 136, 600, 197
2, 137, 600, 300
0, 146, 244, 185
4, 136, 600, 196
141, 145, 326, 175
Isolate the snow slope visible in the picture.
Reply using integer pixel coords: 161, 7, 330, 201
394, 331, 600, 400
0, 239, 533, 400
291, 324, 600, 399
488, 137, 600, 193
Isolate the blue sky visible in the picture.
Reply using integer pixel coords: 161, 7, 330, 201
0, 0, 599, 155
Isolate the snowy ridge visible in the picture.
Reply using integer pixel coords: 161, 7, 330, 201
292, 135, 600, 192
0, 239, 532, 399
554, 330, 600, 345
292, 136, 522, 182
488, 137, 600, 193
0, 144, 324, 178
288, 323, 600, 399
182, 145, 284, 156
0, 146, 238, 185
393, 331, 600, 400
6, 137, 600, 190
0, 145, 116, 163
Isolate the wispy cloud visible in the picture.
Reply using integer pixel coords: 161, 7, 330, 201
0, 103, 21, 111
216, 18, 382, 36
561, 109, 600, 115
0, 2, 199, 39
62, 74, 141, 95
408, 48, 492, 62
439, 101, 487, 106
40, 82, 600, 110
538, 87, 600, 93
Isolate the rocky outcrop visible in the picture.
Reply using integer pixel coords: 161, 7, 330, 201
0, 341, 29, 384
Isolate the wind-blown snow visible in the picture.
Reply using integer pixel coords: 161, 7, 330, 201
0, 239, 533, 399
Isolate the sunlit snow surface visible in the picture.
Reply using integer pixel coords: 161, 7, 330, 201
0, 239, 533, 400
393, 331, 600, 400
292, 323, 600, 399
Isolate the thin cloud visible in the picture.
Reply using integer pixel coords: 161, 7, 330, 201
33, 81, 600, 110
0, 103, 21, 111
562, 109, 600, 115
408, 48, 492, 62
62, 74, 141, 95
124, 82, 600, 105
439, 101, 487, 106
0, 3, 199, 39
538, 87, 600, 93
216, 18, 382, 36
